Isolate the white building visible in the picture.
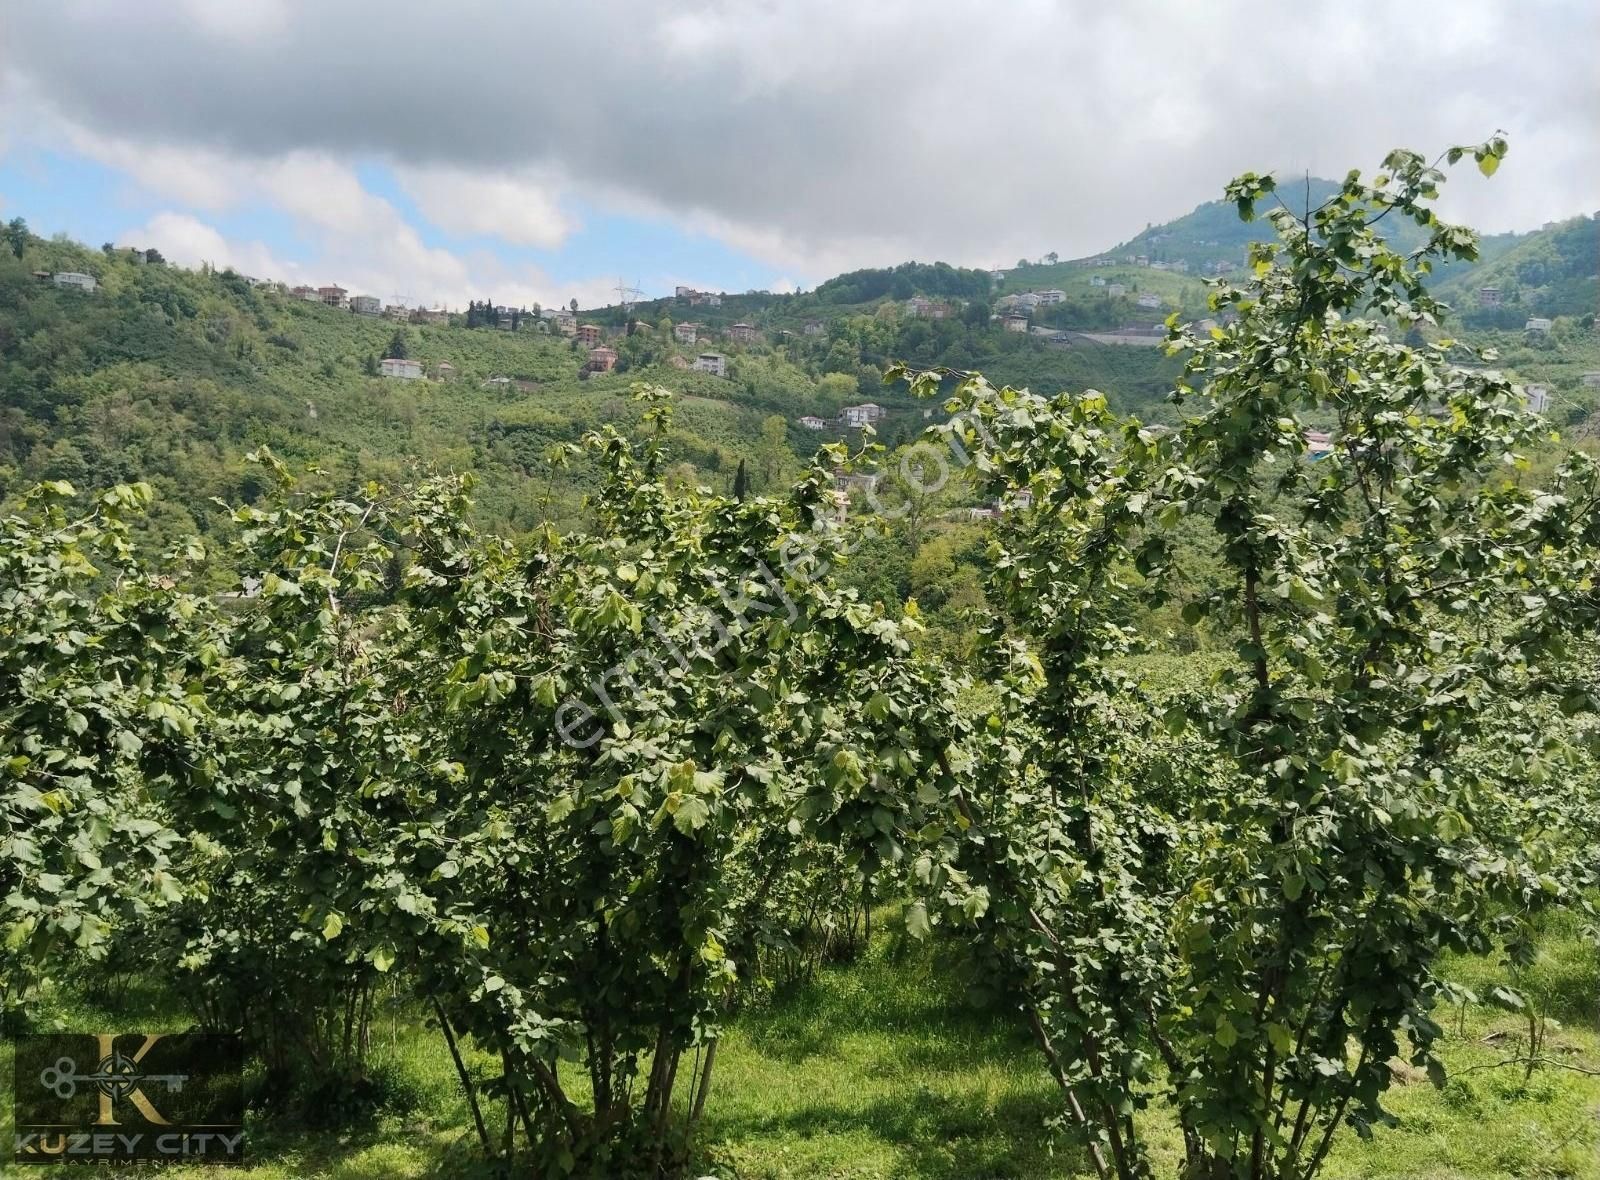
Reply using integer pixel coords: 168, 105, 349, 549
1525, 317, 1553, 336
694, 351, 727, 377
1136, 293, 1162, 309
350, 294, 381, 315
798, 415, 830, 430
673, 322, 699, 344
1524, 383, 1551, 413
380, 357, 424, 379
1001, 314, 1029, 332
1304, 430, 1334, 457
1108, 283, 1127, 297
1036, 289, 1065, 304
839, 402, 888, 428
52, 271, 97, 292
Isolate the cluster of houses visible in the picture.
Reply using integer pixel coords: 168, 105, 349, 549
284, 284, 453, 325
797, 402, 889, 432
674, 286, 724, 307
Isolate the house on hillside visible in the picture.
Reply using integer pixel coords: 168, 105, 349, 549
576, 324, 602, 346
1580, 371, 1600, 389
1525, 317, 1553, 337
1136, 293, 1162, 309
694, 352, 727, 377
1107, 283, 1127, 297
1478, 286, 1502, 307
727, 322, 759, 343
52, 272, 97, 292
798, 415, 830, 430
384, 304, 411, 321
839, 403, 888, 429
673, 322, 700, 344
1524, 383, 1551, 413
1037, 289, 1065, 304
318, 285, 348, 307
905, 297, 953, 319
832, 469, 881, 500
803, 320, 825, 336
350, 294, 381, 316
380, 357, 423, 379
1001, 314, 1029, 333
433, 361, 455, 381
290, 285, 319, 301
413, 307, 450, 325
586, 346, 618, 373
1090, 275, 1107, 288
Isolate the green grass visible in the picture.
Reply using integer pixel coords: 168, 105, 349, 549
5, 914, 1598, 1178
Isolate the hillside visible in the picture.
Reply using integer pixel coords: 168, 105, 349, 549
1080, 175, 1524, 285
0, 233, 1195, 538
5, 186, 1595, 558
1436, 213, 1600, 326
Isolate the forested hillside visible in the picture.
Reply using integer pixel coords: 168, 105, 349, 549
0, 230, 1190, 533
1438, 213, 1600, 326
1083, 174, 1524, 279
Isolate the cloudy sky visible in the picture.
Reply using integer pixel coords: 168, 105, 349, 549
2, 1, 1594, 309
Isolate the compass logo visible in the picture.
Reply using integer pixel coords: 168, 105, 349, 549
12, 1033, 243, 1165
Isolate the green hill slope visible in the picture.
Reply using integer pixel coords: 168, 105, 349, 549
1077, 176, 1523, 285
1435, 214, 1599, 326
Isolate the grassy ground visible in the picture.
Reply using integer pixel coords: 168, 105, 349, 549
5, 913, 1597, 1178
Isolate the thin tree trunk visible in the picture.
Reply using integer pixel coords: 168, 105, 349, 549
431, 997, 493, 1159
1025, 1007, 1112, 1180
689, 1037, 718, 1125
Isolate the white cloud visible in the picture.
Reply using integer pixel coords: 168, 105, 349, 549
394, 164, 575, 249
125, 211, 291, 279
121, 205, 617, 314
3, 1, 1596, 284
176, 0, 291, 42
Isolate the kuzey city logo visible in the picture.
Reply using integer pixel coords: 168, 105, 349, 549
12, 1032, 244, 1165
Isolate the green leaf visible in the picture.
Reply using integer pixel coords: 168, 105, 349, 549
905, 900, 931, 940
371, 945, 396, 973
1267, 1023, 1294, 1056
672, 795, 711, 834
1215, 1015, 1239, 1048
322, 912, 344, 941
